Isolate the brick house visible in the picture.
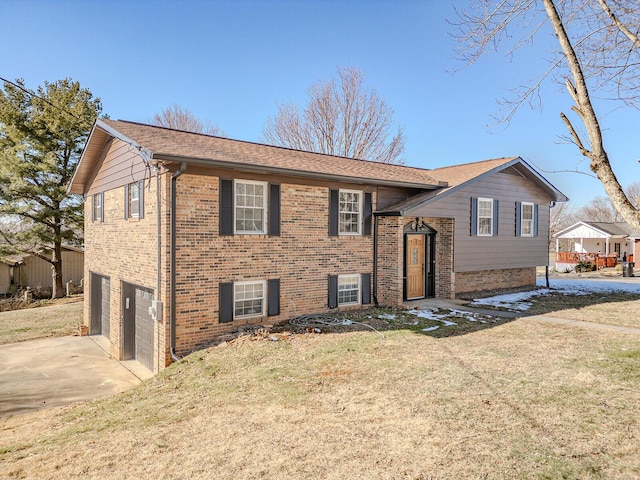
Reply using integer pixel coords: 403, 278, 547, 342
69, 119, 567, 372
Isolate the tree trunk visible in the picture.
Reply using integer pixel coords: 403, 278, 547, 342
542, 0, 640, 232
51, 242, 64, 299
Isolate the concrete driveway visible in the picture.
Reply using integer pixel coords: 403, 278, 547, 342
0, 336, 145, 418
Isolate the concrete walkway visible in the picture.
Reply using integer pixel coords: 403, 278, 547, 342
0, 336, 146, 418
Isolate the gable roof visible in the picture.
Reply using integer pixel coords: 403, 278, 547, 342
554, 221, 640, 239
70, 119, 446, 193
378, 156, 568, 214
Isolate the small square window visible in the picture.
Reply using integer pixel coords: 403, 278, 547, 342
338, 274, 360, 306
234, 281, 265, 318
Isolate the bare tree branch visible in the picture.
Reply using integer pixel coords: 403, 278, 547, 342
262, 67, 406, 164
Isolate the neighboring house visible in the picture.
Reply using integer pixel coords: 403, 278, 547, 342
554, 221, 640, 270
0, 247, 84, 295
69, 119, 567, 372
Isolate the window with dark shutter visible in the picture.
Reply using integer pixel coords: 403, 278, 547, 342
363, 192, 372, 236
492, 199, 499, 236
329, 189, 339, 236
361, 273, 371, 305
470, 197, 478, 236
219, 179, 234, 236
219, 282, 234, 323
268, 184, 280, 236
328, 275, 338, 308
515, 201, 522, 236
267, 279, 280, 316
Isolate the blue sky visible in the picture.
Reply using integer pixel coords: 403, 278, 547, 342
2, 0, 638, 207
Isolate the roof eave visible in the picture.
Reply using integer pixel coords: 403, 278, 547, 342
68, 119, 154, 194
153, 153, 443, 190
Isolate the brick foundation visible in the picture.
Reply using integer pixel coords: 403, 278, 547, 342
453, 267, 536, 296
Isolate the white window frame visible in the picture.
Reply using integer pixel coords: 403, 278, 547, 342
93, 192, 103, 222
338, 189, 362, 236
233, 280, 266, 319
477, 197, 493, 236
338, 274, 361, 306
234, 180, 267, 234
520, 201, 534, 237
128, 182, 140, 218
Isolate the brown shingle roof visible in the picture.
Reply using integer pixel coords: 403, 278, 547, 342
98, 119, 442, 189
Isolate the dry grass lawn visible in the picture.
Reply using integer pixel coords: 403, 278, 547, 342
1, 303, 639, 479
0, 298, 83, 345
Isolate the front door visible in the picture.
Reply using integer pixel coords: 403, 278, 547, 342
406, 234, 425, 299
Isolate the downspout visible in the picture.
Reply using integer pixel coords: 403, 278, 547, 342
170, 162, 187, 362
372, 214, 379, 307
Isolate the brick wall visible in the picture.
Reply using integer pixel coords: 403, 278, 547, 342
376, 216, 454, 303
376, 216, 403, 306
172, 174, 375, 357
425, 217, 454, 298
452, 267, 536, 296
84, 174, 167, 371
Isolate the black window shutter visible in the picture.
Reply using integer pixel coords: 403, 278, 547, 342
328, 275, 338, 308
470, 197, 478, 236
533, 204, 539, 237
361, 273, 371, 305
363, 192, 372, 236
124, 184, 129, 220
219, 179, 234, 236
267, 279, 280, 316
92, 195, 96, 222
138, 181, 144, 219
219, 282, 234, 323
268, 184, 281, 236
99, 193, 104, 222
492, 199, 499, 236
329, 189, 339, 236
515, 201, 522, 236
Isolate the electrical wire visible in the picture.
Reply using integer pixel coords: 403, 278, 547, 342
0, 76, 80, 120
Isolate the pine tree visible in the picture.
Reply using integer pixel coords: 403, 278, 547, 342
0, 78, 101, 298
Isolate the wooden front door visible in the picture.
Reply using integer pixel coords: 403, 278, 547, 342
406, 234, 425, 299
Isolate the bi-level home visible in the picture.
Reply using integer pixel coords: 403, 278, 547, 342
69, 119, 567, 372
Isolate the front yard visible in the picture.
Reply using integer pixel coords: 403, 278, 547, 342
1, 280, 639, 479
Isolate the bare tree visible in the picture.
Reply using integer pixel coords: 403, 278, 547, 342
152, 104, 224, 136
577, 196, 623, 222
263, 67, 406, 164
576, 181, 640, 222
452, 0, 640, 231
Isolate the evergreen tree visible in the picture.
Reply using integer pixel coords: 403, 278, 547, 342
0, 78, 101, 298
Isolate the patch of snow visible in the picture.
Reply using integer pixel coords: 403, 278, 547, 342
473, 277, 640, 311
377, 313, 397, 320
421, 326, 440, 332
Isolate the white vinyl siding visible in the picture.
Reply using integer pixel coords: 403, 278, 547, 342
520, 202, 534, 236
234, 281, 265, 318
477, 198, 493, 236
235, 180, 267, 234
338, 274, 360, 306
339, 190, 362, 235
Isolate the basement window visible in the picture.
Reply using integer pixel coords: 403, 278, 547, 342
234, 281, 265, 318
